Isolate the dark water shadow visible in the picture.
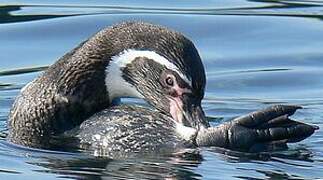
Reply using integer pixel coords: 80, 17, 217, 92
204, 146, 315, 163
0, 66, 48, 77
204, 146, 315, 179
0, 66, 48, 91
0, 5, 81, 24
0, 169, 21, 174
249, 0, 323, 7
1, 1, 323, 25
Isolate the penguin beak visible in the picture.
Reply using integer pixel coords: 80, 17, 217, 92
182, 95, 209, 129
169, 94, 209, 129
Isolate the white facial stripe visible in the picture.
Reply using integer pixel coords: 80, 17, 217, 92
112, 49, 192, 86
106, 55, 144, 102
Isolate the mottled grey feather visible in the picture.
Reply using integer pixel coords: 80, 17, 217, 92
71, 105, 190, 157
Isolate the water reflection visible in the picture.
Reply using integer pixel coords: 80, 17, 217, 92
0, 66, 48, 76
6, 145, 310, 179
0, 5, 76, 24
21, 146, 203, 179
0, 140, 314, 179
1, 0, 323, 25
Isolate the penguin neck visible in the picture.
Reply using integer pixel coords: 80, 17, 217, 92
105, 50, 144, 103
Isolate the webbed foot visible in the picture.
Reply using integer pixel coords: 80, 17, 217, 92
196, 105, 318, 152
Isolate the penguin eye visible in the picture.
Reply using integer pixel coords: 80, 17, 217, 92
165, 76, 175, 87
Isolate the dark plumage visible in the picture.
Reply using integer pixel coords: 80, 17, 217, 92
8, 22, 205, 148
7, 22, 318, 156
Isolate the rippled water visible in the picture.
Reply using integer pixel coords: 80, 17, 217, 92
0, 0, 323, 179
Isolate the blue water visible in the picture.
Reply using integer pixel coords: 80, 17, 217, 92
0, 0, 323, 179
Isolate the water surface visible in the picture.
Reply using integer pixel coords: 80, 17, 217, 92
0, 0, 323, 179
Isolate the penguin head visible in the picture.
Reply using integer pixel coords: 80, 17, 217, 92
104, 22, 208, 129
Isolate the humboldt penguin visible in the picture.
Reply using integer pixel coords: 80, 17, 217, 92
7, 22, 318, 156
